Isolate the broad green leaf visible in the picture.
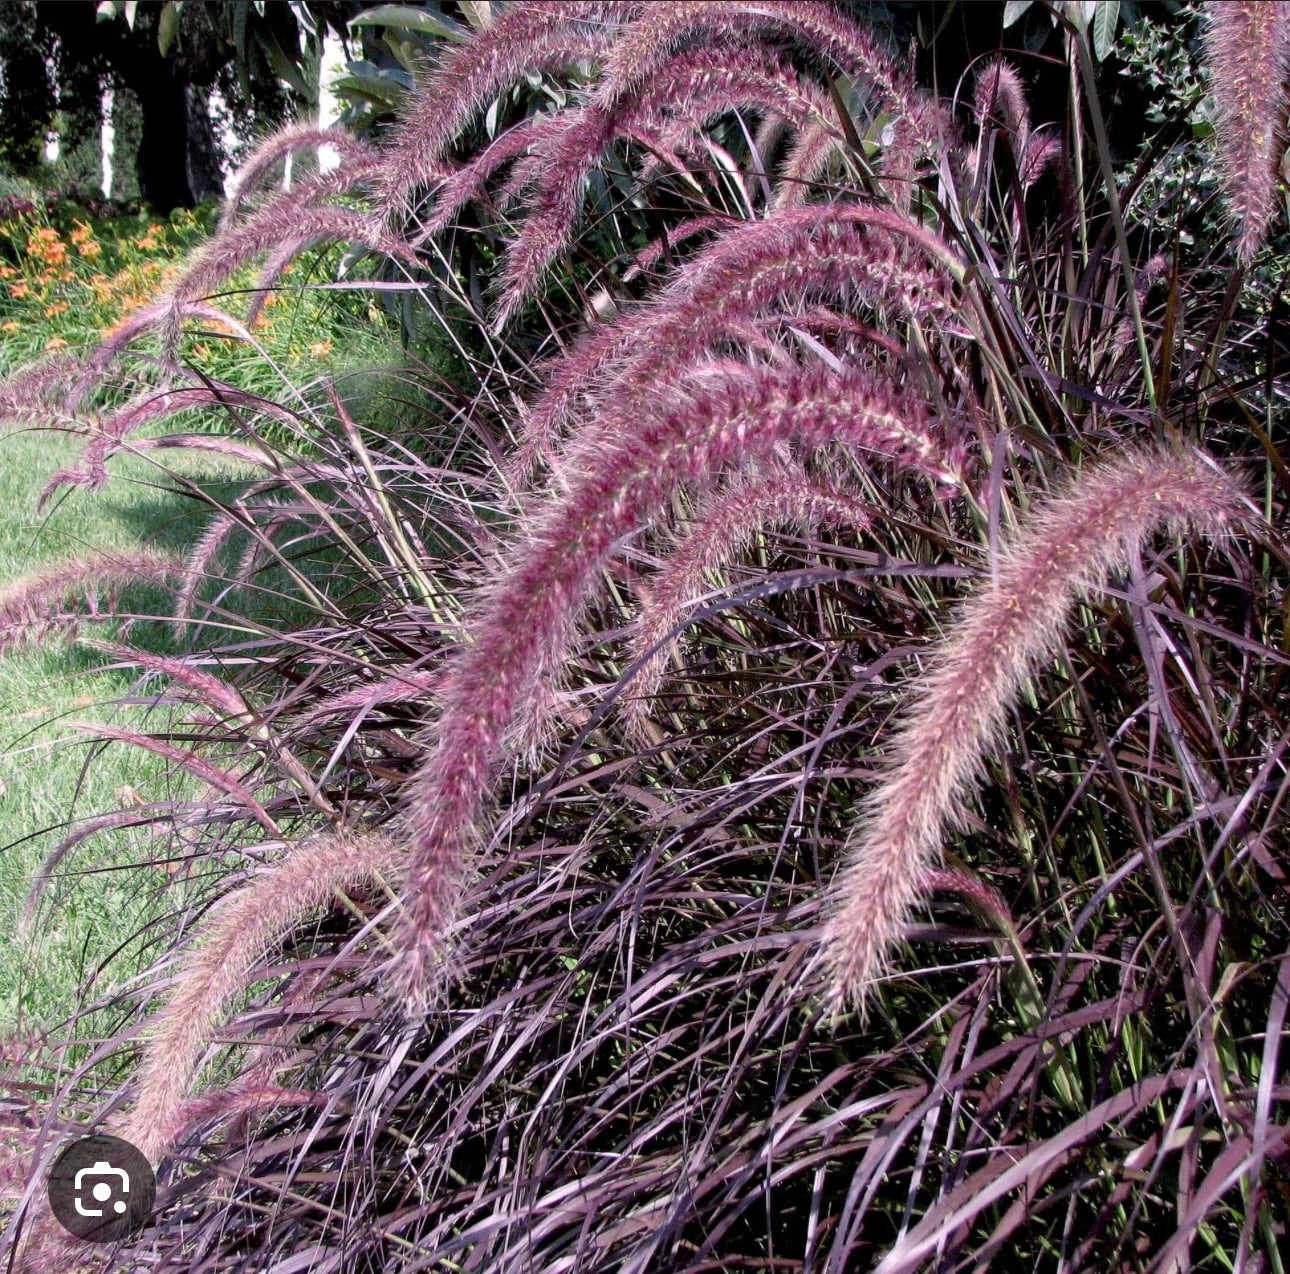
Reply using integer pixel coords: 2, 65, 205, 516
332, 75, 407, 110
265, 33, 312, 99
349, 6, 468, 42
158, 2, 180, 57
459, 1, 493, 29
1003, 0, 1033, 26
385, 34, 421, 75
1092, 1, 1120, 61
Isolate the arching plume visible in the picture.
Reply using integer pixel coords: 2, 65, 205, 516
621, 469, 875, 745
380, 0, 638, 214
492, 45, 843, 320
1202, 0, 1290, 263
0, 550, 179, 654
117, 831, 400, 1163
507, 202, 962, 487
394, 359, 958, 1009
821, 445, 1251, 1012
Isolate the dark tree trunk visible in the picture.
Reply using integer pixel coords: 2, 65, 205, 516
135, 71, 195, 212
184, 86, 224, 205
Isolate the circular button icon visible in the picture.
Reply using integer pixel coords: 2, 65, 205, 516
46, 1134, 155, 1243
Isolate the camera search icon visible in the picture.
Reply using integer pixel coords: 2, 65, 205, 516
47, 1134, 155, 1242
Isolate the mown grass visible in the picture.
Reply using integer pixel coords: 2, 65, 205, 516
0, 426, 254, 1030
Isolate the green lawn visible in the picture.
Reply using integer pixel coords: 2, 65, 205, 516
0, 426, 249, 1031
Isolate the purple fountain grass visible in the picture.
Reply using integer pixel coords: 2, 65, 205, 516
85, 638, 335, 817
1017, 129, 1061, 191
292, 669, 446, 732
507, 203, 963, 488
492, 45, 842, 321
173, 205, 420, 336
65, 299, 254, 412
621, 213, 738, 281
38, 381, 297, 506
125, 432, 282, 470
597, 1, 935, 145
0, 549, 179, 654
972, 58, 1030, 148
380, 0, 638, 215
68, 721, 281, 835
0, 351, 84, 431
620, 468, 875, 746
418, 112, 569, 241
820, 444, 1253, 1014
176, 508, 243, 624
81, 638, 251, 720
1202, 1, 1290, 264
221, 124, 380, 227
116, 830, 400, 1164
20, 808, 174, 941
393, 358, 958, 1010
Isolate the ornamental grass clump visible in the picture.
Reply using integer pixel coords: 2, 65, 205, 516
3, 2, 1288, 1270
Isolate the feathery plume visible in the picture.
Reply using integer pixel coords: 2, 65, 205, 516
598, 2, 932, 143
972, 58, 1029, 149
39, 381, 297, 502
292, 669, 445, 732
380, 1, 637, 214
622, 213, 736, 280
81, 638, 251, 720
0, 550, 178, 654
66, 299, 254, 411
221, 124, 380, 227
1202, 1, 1290, 263
1018, 129, 1061, 191
419, 111, 569, 240
508, 203, 962, 487
116, 831, 400, 1163
67, 721, 280, 835
174, 206, 420, 330
820, 445, 1251, 1012
0, 351, 83, 429
621, 469, 874, 745
176, 507, 244, 624
494, 46, 842, 321
395, 359, 954, 1009
20, 809, 172, 940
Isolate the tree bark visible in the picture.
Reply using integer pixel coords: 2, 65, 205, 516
134, 70, 195, 211
184, 86, 223, 205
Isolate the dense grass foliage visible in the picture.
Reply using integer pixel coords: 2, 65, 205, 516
1, 2, 1288, 1270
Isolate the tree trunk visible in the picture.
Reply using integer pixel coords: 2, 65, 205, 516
184, 86, 224, 205
134, 71, 194, 213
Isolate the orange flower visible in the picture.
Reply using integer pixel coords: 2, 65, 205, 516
8, 281, 30, 299
44, 336, 68, 351
308, 339, 334, 358
136, 235, 159, 251
43, 301, 68, 317
0, 319, 20, 334
0, 263, 14, 279
77, 239, 101, 259
69, 221, 93, 245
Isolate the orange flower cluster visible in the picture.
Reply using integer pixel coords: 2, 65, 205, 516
0, 205, 351, 380
26, 225, 69, 270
